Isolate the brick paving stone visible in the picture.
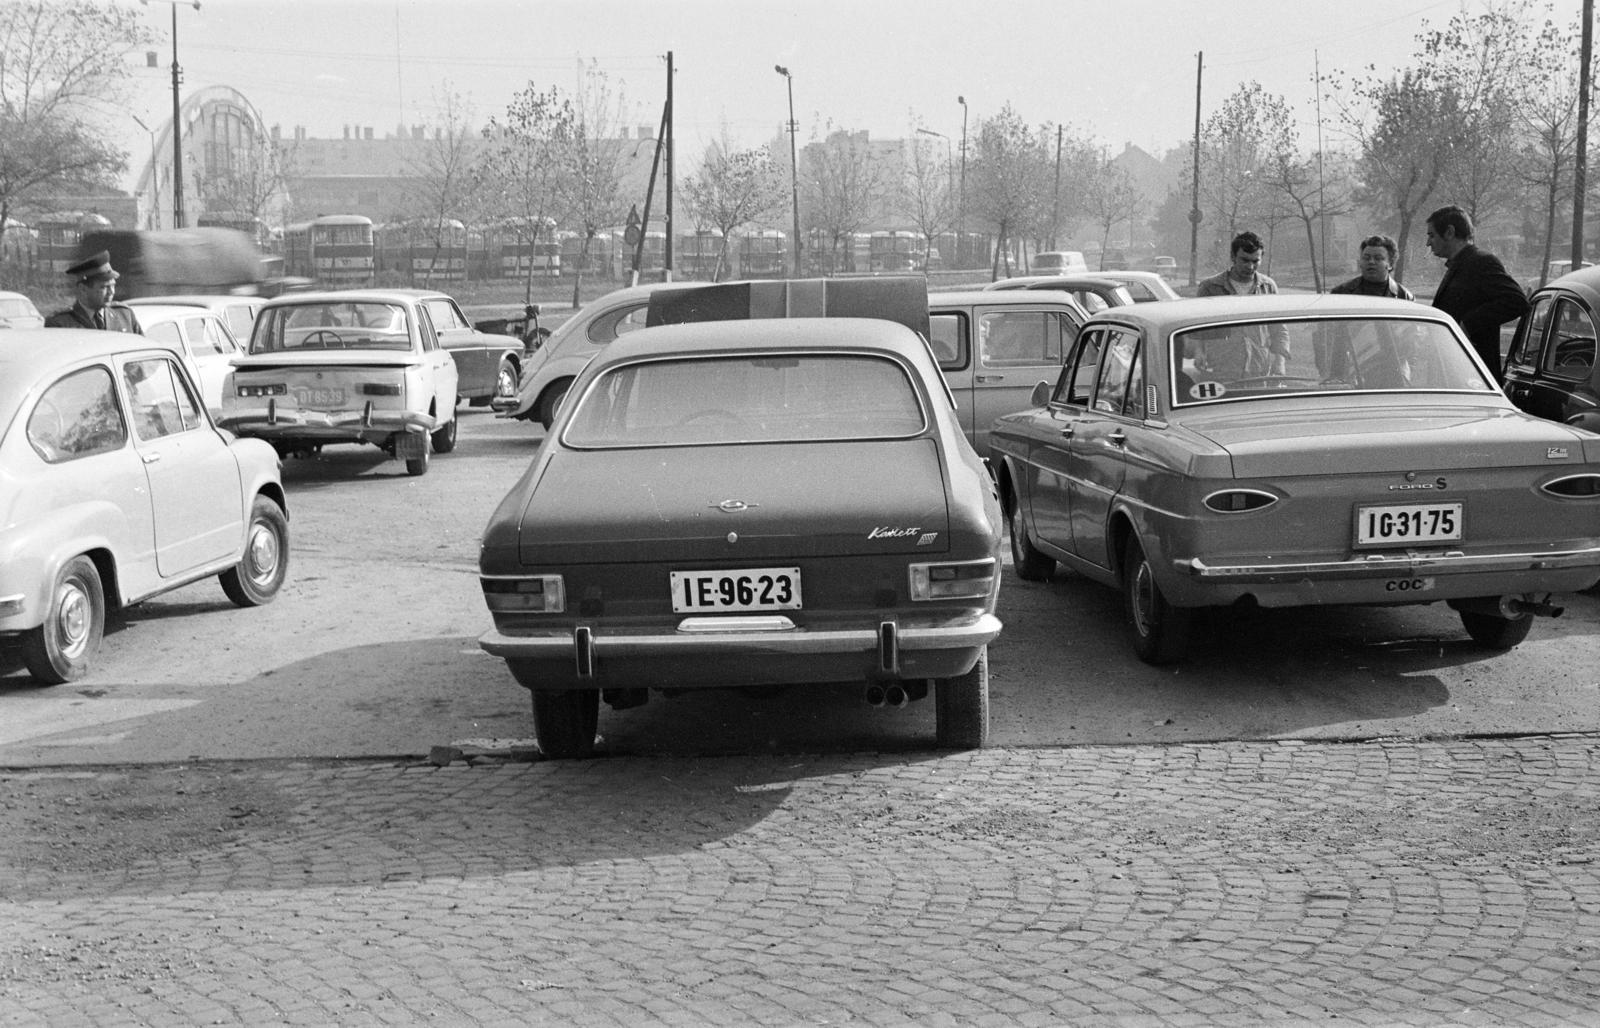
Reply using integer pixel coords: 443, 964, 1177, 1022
6, 737, 1600, 1025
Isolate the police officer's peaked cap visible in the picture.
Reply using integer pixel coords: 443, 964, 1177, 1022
65, 251, 119, 283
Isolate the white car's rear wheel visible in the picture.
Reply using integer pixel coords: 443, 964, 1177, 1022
532, 689, 599, 759
22, 556, 104, 684
935, 648, 989, 749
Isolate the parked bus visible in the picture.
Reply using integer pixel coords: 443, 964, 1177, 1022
737, 229, 787, 278
494, 218, 560, 279
283, 214, 375, 286
375, 218, 467, 284
35, 211, 112, 275
466, 226, 492, 282
677, 228, 725, 281
611, 227, 665, 279
869, 230, 926, 273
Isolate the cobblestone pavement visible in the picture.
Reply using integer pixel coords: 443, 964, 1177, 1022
4, 736, 1600, 1027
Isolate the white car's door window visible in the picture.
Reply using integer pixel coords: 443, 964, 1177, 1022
27, 366, 128, 462
124, 357, 203, 440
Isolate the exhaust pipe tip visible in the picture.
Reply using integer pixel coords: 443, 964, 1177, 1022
885, 685, 908, 709
864, 684, 887, 707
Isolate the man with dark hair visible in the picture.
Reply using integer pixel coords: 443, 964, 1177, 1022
1426, 204, 1527, 382
44, 250, 141, 332
1331, 235, 1414, 300
1194, 231, 1289, 377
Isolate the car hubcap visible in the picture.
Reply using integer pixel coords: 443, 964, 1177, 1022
247, 523, 281, 585
56, 583, 90, 657
1132, 561, 1156, 634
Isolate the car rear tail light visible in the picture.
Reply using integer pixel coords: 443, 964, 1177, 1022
908, 559, 996, 601
1204, 489, 1278, 513
482, 575, 565, 612
237, 383, 286, 397
361, 383, 402, 396
1542, 474, 1600, 498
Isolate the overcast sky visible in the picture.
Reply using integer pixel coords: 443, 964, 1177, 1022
112, 0, 1519, 176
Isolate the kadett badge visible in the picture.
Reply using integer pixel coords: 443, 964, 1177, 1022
868, 526, 921, 540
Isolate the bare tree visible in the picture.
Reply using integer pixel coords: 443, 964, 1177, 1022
681, 141, 785, 280
1327, 64, 1459, 282
1514, 13, 1584, 285
478, 85, 573, 303
1198, 83, 1292, 257
895, 131, 955, 268
558, 62, 631, 306
403, 88, 480, 286
966, 105, 1051, 278
799, 125, 888, 273
0, 1, 154, 272
1084, 161, 1146, 269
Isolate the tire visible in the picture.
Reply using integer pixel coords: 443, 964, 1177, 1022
494, 358, 519, 403
21, 556, 105, 685
537, 380, 572, 430
1008, 494, 1054, 581
1123, 535, 1192, 665
430, 408, 458, 454
405, 435, 431, 477
532, 689, 600, 759
935, 648, 989, 749
1460, 609, 1534, 649
220, 496, 289, 607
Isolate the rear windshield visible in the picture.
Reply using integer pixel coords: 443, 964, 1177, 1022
563, 352, 928, 448
249, 302, 410, 353
1171, 316, 1497, 406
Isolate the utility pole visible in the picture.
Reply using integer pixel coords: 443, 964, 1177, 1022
1574, 0, 1593, 269
776, 65, 801, 277
1188, 51, 1203, 288
664, 51, 674, 281
1051, 125, 1063, 251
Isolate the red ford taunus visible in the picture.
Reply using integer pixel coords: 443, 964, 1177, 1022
992, 294, 1600, 664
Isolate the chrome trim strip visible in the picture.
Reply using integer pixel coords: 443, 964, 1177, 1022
1182, 546, 1600, 581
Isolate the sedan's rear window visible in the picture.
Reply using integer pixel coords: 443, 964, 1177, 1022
563, 353, 928, 447
1171, 317, 1498, 406
249, 302, 411, 353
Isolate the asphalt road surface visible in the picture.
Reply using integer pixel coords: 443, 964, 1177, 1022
3, 407, 1598, 766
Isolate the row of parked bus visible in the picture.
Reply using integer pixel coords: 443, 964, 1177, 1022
1, 210, 974, 291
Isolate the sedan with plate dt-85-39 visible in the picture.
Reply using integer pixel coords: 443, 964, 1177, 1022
991, 294, 1600, 664
478, 287, 1002, 758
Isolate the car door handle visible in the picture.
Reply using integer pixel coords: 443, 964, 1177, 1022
1059, 425, 1075, 439
1108, 430, 1127, 447
976, 374, 1003, 383
141, 452, 161, 464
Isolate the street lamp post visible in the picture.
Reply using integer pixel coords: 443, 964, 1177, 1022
142, 0, 200, 229
775, 64, 802, 277
131, 114, 160, 229
957, 95, 968, 268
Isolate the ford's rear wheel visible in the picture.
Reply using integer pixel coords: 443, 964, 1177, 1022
1008, 496, 1054, 581
935, 648, 989, 749
22, 556, 104, 684
1124, 535, 1192, 665
1460, 609, 1534, 649
532, 689, 599, 759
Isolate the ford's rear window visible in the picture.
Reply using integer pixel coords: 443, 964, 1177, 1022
249, 302, 411, 353
563, 353, 928, 447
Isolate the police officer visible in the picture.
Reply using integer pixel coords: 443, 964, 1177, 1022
44, 251, 142, 332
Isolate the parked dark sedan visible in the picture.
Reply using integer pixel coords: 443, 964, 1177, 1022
1504, 264, 1600, 431
478, 280, 1004, 758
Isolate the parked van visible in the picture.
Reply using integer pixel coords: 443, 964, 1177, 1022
1030, 251, 1088, 275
